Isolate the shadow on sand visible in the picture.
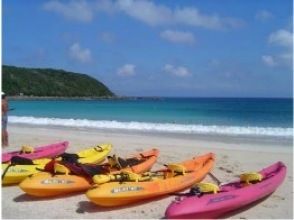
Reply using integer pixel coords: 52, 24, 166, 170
76, 195, 171, 214
13, 192, 83, 202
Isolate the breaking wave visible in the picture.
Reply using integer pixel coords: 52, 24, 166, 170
9, 116, 293, 138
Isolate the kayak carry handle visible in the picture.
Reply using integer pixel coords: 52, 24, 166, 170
20, 145, 34, 154
193, 182, 220, 194
164, 163, 186, 177
94, 145, 103, 152
240, 172, 263, 185
54, 163, 70, 175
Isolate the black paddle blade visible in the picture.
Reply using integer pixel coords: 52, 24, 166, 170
59, 153, 80, 164
10, 156, 34, 165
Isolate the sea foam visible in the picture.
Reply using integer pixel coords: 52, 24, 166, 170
9, 116, 293, 137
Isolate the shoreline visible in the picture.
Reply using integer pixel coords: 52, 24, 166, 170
2, 125, 293, 219
7, 122, 293, 148
8, 124, 293, 150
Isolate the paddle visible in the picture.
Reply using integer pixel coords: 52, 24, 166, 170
208, 172, 222, 185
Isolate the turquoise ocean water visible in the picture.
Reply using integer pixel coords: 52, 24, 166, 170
8, 98, 293, 138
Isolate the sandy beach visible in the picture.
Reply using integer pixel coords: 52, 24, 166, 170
2, 124, 293, 219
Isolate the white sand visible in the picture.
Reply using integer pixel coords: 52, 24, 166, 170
2, 125, 293, 219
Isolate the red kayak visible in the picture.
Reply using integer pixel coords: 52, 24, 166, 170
165, 161, 287, 219
2, 141, 69, 163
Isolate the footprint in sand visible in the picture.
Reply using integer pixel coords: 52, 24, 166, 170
271, 194, 285, 201
262, 203, 278, 208
218, 166, 233, 174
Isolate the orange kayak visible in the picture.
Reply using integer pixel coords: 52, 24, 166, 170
86, 153, 215, 207
19, 148, 159, 197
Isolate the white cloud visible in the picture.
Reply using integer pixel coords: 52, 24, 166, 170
263, 29, 293, 68
176, 7, 244, 29
174, 7, 236, 29
43, 0, 93, 22
160, 30, 195, 44
44, 0, 243, 30
262, 55, 276, 67
269, 29, 293, 48
106, 0, 243, 29
262, 53, 292, 68
116, 0, 172, 26
255, 10, 273, 21
163, 64, 190, 77
69, 43, 92, 63
117, 64, 136, 76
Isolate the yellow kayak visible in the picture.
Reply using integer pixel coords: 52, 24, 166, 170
2, 144, 112, 185
2, 158, 51, 185
76, 144, 112, 164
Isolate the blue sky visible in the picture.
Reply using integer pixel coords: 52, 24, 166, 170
3, 0, 293, 97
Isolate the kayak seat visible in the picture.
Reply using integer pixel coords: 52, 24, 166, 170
107, 155, 142, 169
20, 145, 34, 154
92, 172, 134, 184
120, 171, 152, 182
240, 172, 263, 185
93, 171, 153, 184
93, 174, 113, 184
193, 182, 220, 194
118, 157, 142, 168
122, 171, 141, 182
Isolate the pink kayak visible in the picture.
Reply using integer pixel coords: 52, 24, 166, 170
2, 141, 69, 163
165, 161, 286, 219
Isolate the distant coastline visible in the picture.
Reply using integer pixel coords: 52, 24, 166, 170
8, 95, 292, 101
8, 95, 117, 101
7, 95, 164, 101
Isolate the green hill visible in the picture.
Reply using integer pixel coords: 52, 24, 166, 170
2, 65, 115, 97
